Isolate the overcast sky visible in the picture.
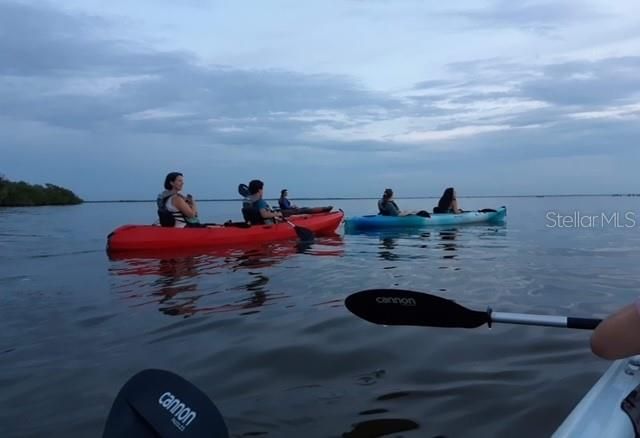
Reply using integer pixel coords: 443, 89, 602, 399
2, 0, 639, 200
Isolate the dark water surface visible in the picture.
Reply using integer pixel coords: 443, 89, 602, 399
2, 197, 640, 437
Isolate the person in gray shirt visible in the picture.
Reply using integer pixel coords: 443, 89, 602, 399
378, 188, 431, 217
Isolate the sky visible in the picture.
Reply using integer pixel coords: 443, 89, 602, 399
2, 0, 640, 200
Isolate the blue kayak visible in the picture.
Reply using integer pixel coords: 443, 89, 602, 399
345, 206, 506, 230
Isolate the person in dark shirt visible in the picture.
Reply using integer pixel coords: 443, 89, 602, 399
242, 180, 283, 225
378, 188, 431, 217
278, 189, 298, 210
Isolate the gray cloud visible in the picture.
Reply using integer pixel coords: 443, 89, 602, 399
1, 2, 190, 77
0, 1, 400, 142
445, 91, 514, 104
5, 1, 636, 150
442, 59, 546, 97
519, 57, 640, 106
446, 0, 604, 33
415, 55, 640, 115
412, 79, 462, 90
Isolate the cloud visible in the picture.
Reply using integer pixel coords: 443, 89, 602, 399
0, 2, 189, 77
2, 0, 640, 199
568, 103, 640, 121
0, 1, 409, 160
518, 57, 640, 106
446, 0, 605, 33
410, 55, 640, 122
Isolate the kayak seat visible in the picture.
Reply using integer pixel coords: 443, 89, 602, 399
224, 221, 251, 228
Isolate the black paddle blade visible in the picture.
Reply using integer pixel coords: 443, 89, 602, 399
103, 369, 229, 438
344, 289, 490, 329
294, 225, 315, 242
238, 183, 250, 198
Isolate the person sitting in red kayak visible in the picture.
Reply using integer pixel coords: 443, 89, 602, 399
378, 188, 430, 217
434, 187, 463, 214
242, 180, 283, 225
278, 189, 298, 210
156, 172, 205, 228
590, 299, 640, 359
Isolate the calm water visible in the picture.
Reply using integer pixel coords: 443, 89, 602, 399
2, 196, 640, 437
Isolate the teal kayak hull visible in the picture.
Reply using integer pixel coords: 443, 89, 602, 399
344, 206, 506, 231
553, 356, 640, 437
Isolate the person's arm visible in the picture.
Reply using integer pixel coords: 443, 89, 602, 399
173, 195, 197, 219
591, 301, 640, 360
258, 200, 282, 220
260, 208, 282, 221
186, 195, 199, 216
451, 198, 462, 213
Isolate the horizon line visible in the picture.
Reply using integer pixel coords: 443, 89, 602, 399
84, 193, 640, 203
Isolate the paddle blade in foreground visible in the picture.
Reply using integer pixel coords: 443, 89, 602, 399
345, 289, 490, 329
102, 369, 229, 438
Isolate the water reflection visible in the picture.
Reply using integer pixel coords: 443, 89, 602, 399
437, 229, 458, 259
108, 234, 344, 317
379, 236, 400, 261
349, 224, 508, 267
354, 227, 462, 262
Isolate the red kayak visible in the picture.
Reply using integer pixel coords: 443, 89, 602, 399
107, 211, 344, 252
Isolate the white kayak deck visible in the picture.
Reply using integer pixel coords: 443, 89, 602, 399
553, 356, 640, 437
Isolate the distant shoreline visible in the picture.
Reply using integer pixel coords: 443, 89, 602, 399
84, 193, 640, 203
0, 176, 83, 207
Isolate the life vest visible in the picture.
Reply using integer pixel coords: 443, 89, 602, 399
378, 199, 399, 216
241, 197, 266, 225
156, 191, 187, 227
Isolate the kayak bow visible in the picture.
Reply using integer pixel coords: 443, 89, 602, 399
553, 356, 640, 437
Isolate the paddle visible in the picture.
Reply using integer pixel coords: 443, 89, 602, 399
102, 369, 229, 438
238, 183, 314, 241
344, 289, 601, 330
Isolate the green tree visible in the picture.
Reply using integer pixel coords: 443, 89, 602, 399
0, 175, 83, 206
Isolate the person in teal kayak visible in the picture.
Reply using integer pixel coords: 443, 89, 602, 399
242, 179, 283, 225
156, 172, 204, 228
434, 187, 463, 214
590, 300, 640, 360
378, 188, 429, 217
278, 189, 298, 210
378, 188, 402, 216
